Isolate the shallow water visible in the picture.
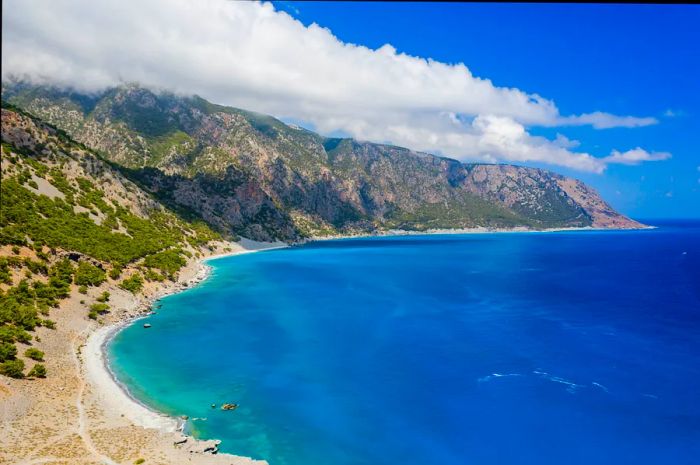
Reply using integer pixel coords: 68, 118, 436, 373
109, 221, 700, 465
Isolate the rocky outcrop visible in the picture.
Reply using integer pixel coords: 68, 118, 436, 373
173, 433, 221, 454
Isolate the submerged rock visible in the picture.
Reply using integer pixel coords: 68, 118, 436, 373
221, 403, 238, 411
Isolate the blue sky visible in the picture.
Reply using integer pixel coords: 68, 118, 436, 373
275, 2, 699, 219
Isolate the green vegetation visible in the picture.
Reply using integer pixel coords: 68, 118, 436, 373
88, 302, 110, 320
24, 347, 44, 361
97, 291, 110, 302
143, 249, 186, 278
385, 195, 531, 231
0, 342, 18, 362
135, 459, 145, 464
27, 363, 47, 378
119, 274, 144, 294
109, 266, 122, 280
143, 269, 165, 282
74, 261, 106, 287
0, 359, 25, 378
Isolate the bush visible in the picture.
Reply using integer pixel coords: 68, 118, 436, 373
0, 342, 18, 362
119, 274, 144, 294
97, 291, 110, 302
144, 269, 165, 282
74, 261, 106, 287
0, 359, 24, 378
24, 347, 44, 361
143, 249, 186, 278
78, 285, 88, 294
109, 266, 122, 280
41, 319, 56, 329
89, 303, 109, 314
0, 326, 32, 344
27, 363, 46, 378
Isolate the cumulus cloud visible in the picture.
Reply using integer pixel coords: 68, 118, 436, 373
1, 0, 667, 172
602, 148, 672, 166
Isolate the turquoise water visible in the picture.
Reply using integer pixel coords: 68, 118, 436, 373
109, 221, 700, 465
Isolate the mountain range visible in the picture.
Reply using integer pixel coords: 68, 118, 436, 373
2, 82, 642, 242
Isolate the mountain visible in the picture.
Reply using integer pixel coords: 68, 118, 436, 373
2, 83, 643, 241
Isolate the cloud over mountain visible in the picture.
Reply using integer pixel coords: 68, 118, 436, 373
1, 0, 666, 172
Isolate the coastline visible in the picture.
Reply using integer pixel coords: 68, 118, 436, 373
78, 239, 286, 464
87, 238, 289, 440
307, 223, 656, 242
4, 227, 655, 463
93, 226, 656, 447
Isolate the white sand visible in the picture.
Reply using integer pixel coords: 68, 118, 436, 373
84, 324, 180, 432
84, 239, 288, 435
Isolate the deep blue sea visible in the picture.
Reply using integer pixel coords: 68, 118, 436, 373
109, 221, 700, 465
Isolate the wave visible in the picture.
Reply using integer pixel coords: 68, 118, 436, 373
477, 373, 523, 383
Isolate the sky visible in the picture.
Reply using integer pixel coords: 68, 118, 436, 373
2, 1, 698, 218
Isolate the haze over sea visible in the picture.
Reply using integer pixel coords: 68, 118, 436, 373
109, 221, 700, 465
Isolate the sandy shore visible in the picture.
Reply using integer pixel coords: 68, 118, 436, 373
1, 238, 283, 465
84, 237, 288, 444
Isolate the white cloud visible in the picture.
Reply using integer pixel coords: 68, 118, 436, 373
1, 0, 667, 172
562, 112, 657, 129
602, 148, 672, 166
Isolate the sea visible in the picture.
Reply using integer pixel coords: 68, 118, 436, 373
109, 220, 700, 465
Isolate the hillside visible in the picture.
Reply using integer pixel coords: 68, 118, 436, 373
2, 83, 643, 241
0, 105, 226, 378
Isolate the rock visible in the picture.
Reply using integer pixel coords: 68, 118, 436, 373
221, 403, 238, 411
173, 433, 189, 445
143, 323, 151, 328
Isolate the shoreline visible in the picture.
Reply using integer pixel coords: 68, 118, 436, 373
84, 239, 287, 462
307, 224, 657, 242
84, 226, 655, 461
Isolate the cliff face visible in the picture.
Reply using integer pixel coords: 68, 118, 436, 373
2, 83, 643, 240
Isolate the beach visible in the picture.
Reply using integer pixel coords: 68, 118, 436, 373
0, 238, 283, 465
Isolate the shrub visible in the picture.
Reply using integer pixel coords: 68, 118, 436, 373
97, 291, 110, 302
27, 363, 46, 378
90, 302, 109, 312
74, 261, 106, 287
109, 266, 122, 280
78, 285, 88, 294
0, 359, 24, 378
119, 274, 144, 294
0, 326, 32, 344
24, 347, 44, 361
41, 319, 56, 329
135, 459, 145, 465
0, 342, 18, 362
144, 269, 165, 282
143, 249, 186, 277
